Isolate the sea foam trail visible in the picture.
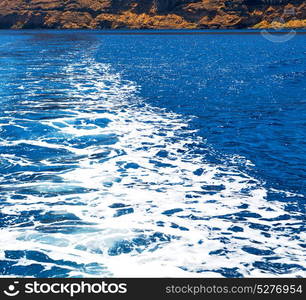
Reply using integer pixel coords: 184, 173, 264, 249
0, 48, 305, 278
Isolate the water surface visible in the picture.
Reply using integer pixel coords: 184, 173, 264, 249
0, 30, 305, 277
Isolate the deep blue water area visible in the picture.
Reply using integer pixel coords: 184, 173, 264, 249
0, 30, 305, 277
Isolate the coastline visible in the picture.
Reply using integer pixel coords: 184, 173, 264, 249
0, 29, 305, 34
0, 1, 305, 30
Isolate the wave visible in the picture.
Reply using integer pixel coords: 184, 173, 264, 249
0, 47, 305, 277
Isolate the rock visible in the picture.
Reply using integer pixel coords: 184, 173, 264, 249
0, 0, 304, 29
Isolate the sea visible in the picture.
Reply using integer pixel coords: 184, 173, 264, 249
0, 30, 305, 277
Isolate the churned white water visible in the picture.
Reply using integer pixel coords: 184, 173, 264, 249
0, 44, 305, 278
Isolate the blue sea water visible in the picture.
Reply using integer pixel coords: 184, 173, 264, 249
0, 30, 305, 277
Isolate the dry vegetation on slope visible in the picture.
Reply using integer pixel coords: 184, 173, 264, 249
0, 0, 305, 29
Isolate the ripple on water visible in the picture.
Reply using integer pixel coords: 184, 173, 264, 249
0, 44, 305, 278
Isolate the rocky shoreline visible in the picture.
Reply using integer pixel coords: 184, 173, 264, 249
0, 1, 305, 29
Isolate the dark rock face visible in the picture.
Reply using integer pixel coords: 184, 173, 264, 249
0, 0, 304, 29
152, 0, 187, 13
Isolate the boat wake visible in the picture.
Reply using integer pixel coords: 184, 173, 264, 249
0, 45, 305, 277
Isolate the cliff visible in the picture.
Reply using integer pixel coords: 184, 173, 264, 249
0, 0, 305, 29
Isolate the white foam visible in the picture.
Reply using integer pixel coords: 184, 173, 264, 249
0, 52, 305, 278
